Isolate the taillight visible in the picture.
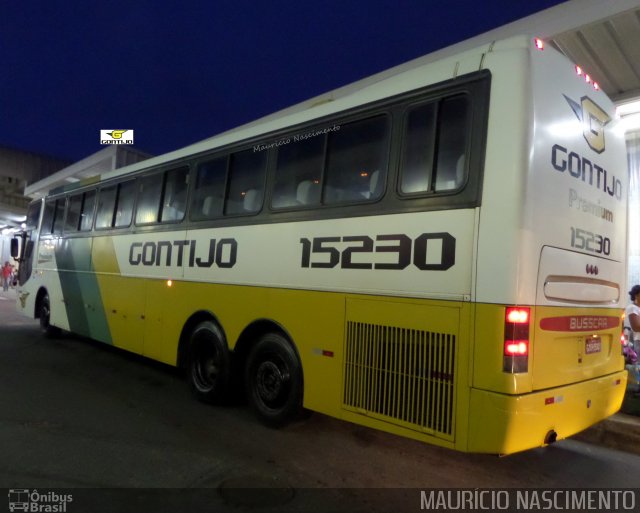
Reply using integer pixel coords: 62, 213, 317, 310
504, 307, 530, 373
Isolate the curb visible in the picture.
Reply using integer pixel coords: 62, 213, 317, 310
574, 413, 640, 455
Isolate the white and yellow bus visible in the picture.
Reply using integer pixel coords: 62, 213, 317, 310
13, 35, 628, 454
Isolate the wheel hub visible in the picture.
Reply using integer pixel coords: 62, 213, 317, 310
256, 361, 288, 402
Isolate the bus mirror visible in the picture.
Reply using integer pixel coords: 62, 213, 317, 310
10, 237, 20, 259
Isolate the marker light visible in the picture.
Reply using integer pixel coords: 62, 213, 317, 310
167, 280, 173, 287
575, 64, 600, 91
534, 38, 544, 50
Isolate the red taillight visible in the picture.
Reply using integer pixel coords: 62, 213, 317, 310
506, 307, 529, 324
505, 341, 528, 356
504, 306, 530, 373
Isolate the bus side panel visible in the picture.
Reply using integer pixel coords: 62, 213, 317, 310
55, 236, 113, 342
32, 237, 71, 332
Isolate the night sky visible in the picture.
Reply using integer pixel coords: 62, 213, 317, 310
1, 1, 567, 163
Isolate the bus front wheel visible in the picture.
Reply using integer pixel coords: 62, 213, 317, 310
39, 293, 60, 338
245, 333, 303, 427
187, 321, 230, 404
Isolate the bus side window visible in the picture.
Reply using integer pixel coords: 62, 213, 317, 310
400, 95, 469, 195
114, 180, 136, 228
225, 149, 267, 215
26, 201, 42, 231
191, 157, 227, 221
324, 115, 389, 204
95, 185, 117, 229
434, 96, 469, 192
79, 190, 96, 231
400, 102, 437, 194
272, 136, 323, 209
52, 198, 66, 236
41, 200, 56, 235
160, 166, 189, 222
65, 194, 83, 232
136, 173, 163, 224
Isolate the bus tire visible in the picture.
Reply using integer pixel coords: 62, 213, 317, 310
245, 332, 303, 427
39, 293, 60, 338
187, 321, 230, 404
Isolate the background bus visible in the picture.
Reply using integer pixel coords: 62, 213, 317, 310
13, 34, 628, 454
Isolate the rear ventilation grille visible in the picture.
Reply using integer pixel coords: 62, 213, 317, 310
343, 322, 456, 437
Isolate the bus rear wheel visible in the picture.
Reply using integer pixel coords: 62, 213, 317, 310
187, 321, 230, 404
245, 333, 303, 427
39, 293, 60, 338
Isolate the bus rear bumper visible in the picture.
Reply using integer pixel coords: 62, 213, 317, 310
466, 370, 627, 454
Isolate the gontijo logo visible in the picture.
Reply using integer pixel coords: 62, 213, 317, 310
563, 95, 611, 154
100, 129, 134, 145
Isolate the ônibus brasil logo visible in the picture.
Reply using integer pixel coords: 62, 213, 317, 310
8, 489, 73, 512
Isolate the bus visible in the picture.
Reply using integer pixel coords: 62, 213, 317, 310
12, 35, 628, 454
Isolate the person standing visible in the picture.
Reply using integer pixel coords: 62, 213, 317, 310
625, 285, 640, 352
1, 261, 12, 292
624, 284, 640, 392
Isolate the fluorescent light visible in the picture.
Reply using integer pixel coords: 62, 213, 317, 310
617, 99, 640, 117
621, 113, 640, 132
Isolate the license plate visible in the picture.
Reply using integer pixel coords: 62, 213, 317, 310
585, 337, 602, 354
